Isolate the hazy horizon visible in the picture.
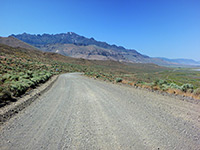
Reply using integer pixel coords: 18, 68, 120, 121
1, 0, 200, 61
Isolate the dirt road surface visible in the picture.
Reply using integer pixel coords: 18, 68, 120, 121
1, 73, 200, 150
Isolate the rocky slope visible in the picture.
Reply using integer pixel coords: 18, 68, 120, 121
11, 32, 170, 65
0, 36, 38, 50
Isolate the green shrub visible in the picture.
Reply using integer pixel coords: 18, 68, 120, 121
10, 80, 30, 96
158, 79, 168, 85
136, 80, 144, 84
31, 77, 41, 85
22, 74, 30, 79
27, 70, 33, 77
169, 83, 181, 90
10, 75, 19, 81
181, 84, 194, 92
0, 90, 12, 101
19, 72, 25, 76
161, 84, 170, 91
115, 78, 122, 83
2, 74, 11, 82
153, 79, 167, 86
0, 86, 3, 92
21, 79, 35, 87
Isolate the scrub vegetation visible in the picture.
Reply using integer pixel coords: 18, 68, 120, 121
1, 43, 200, 107
84, 67, 200, 100
0, 44, 87, 106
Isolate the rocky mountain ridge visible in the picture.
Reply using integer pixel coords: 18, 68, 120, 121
10, 32, 171, 65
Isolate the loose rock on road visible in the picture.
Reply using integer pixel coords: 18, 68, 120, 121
0, 73, 200, 150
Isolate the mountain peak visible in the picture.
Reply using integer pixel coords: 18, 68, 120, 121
67, 32, 76, 35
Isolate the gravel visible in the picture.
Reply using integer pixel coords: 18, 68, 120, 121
0, 73, 200, 150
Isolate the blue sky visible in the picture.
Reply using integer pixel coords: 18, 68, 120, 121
0, 0, 200, 61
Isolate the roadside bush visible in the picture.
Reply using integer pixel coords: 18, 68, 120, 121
0, 90, 12, 102
158, 79, 168, 86
161, 84, 170, 91
193, 88, 200, 95
136, 80, 144, 84
10, 79, 33, 97
21, 79, 35, 87
115, 78, 122, 83
10, 82, 24, 96
27, 70, 33, 77
169, 83, 181, 90
2, 74, 11, 82
0, 86, 3, 93
95, 74, 100, 78
31, 76, 41, 85
10, 75, 19, 81
153, 79, 167, 87
187, 89, 193, 93
30, 72, 52, 85
19, 72, 25, 76
181, 84, 194, 92
22, 74, 30, 79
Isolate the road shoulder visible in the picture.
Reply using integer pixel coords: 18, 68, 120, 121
0, 75, 58, 125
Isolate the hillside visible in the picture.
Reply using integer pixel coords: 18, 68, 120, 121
0, 43, 170, 105
0, 36, 38, 50
11, 32, 171, 65
37, 43, 127, 61
0, 43, 84, 106
1, 43, 200, 106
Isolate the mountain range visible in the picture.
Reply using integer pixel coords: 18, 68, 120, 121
157, 57, 200, 66
0, 32, 199, 66
10, 32, 171, 65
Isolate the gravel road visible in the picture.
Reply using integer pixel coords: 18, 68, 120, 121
0, 73, 200, 150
